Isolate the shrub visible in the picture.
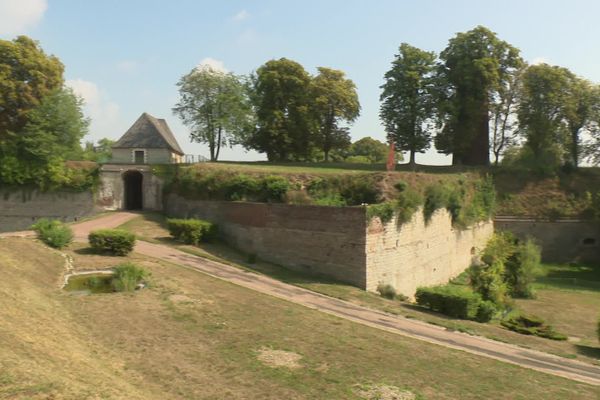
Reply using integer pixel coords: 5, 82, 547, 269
31, 218, 73, 249
89, 229, 136, 256
367, 202, 395, 223
475, 301, 497, 322
376, 283, 397, 300
260, 175, 290, 202
505, 238, 541, 298
395, 188, 423, 224
501, 314, 567, 341
111, 262, 149, 292
313, 193, 347, 206
415, 285, 483, 320
167, 218, 217, 245
423, 184, 450, 222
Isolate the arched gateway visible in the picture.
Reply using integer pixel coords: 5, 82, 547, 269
123, 170, 143, 210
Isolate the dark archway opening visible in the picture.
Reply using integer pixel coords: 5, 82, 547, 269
123, 170, 143, 210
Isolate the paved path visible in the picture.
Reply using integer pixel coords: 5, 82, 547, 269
11, 212, 600, 386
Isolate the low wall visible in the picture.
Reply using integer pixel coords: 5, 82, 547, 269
164, 194, 368, 288
165, 194, 494, 297
0, 187, 97, 232
495, 217, 600, 263
366, 210, 493, 297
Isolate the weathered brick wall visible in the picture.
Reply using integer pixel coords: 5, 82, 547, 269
164, 194, 368, 287
366, 209, 494, 298
0, 187, 97, 232
495, 218, 600, 263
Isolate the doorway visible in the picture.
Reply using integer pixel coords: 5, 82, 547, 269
123, 170, 143, 210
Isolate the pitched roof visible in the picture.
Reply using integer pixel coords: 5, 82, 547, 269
112, 113, 184, 155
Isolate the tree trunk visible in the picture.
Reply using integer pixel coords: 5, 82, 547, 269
409, 150, 416, 166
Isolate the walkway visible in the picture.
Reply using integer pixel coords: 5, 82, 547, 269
16, 212, 600, 385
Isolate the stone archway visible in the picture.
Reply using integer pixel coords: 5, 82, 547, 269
123, 170, 143, 210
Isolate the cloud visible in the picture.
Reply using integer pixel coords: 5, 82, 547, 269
530, 57, 549, 66
196, 57, 228, 73
66, 79, 120, 139
231, 10, 250, 22
116, 60, 138, 72
0, 0, 47, 36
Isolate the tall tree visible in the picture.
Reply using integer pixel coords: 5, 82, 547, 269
246, 58, 314, 161
490, 67, 522, 165
517, 63, 573, 165
434, 26, 523, 166
173, 66, 252, 161
563, 77, 600, 168
380, 43, 436, 166
0, 36, 64, 139
311, 67, 360, 161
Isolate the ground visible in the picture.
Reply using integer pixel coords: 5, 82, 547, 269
119, 212, 600, 365
1, 232, 598, 399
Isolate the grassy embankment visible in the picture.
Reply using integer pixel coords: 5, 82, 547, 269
119, 213, 600, 367
1, 232, 598, 399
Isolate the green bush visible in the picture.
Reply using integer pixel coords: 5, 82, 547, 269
475, 300, 497, 322
415, 285, 483, 320
423, 184, 450, 222
376, 283, 397, 300
313, 193, 347, 206
261, 175, 290, 202
31, 218, 73, 249
501, 314, 567, 341
167, 218, 217, 245
367, 202, 395, 223
111, 262, 149, 292
88, 229, 136, 256
505, 238, 541, 298
395, 188, 423, 224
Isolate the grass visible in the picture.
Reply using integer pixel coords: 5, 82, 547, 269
118, 213, 600, 366
0, 236, 598, 399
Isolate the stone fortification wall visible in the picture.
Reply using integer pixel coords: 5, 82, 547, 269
0, 187, 97, 232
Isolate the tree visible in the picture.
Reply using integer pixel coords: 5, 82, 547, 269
563, 78, 600, 168
312, 67, 360, 161
380, 43, 436, 166
246, 58, 314, 161
347, 137, 389, 163
0, 36, 64, 139
0, 87, 89, 186
517, 64, 573, 166
173, 66, 252, 161
82, 138, 115, 162
490, 67, 522, 165
435, 26, 523, 166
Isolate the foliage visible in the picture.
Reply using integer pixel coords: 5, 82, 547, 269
415, 285, 484, 320
307, 175, 381, 206
312, 67, 360, 161
501, 314, 567, 341
380, 43, 436, 165
246, 58, 315, 161
395, 186, 424, 224
111, 263, 149, 292
376, 283, 397, 300
173, 66, 252, 161
475, 300, 498, 323
88, 229, 136, 256
367, 202, 395, 223
82, 138, 114, 163
435, 26, 523, 166
334, 136, 395, 164
504, 238, 542, 298
490, 67, 522, 165
167, 218, 218, 245
31, 218, 73, 249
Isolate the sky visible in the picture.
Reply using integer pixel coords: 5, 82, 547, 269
1, 0, 599, 164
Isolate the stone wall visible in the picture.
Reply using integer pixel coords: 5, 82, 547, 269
0, 187, 97, 232
164, 194, 368, 287
366, 210, 493, 297
165, 194, 494, 296
495, 217, 600, 263
99, 164, 163, 210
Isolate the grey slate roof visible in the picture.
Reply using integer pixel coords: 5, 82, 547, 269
112, 113, 184, 155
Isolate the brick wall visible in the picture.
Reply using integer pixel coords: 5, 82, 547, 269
0, 187, 97, 232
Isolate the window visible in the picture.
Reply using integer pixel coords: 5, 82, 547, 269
582, 238, 596, 246
134, 150, 145, 164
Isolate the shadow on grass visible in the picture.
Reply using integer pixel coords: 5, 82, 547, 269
575, 344, 600, 359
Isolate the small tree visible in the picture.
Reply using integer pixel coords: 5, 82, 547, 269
312, 67, 360, 161
380, 43, 436, 166
504, 238, 541, 298
173, 66, 252, 161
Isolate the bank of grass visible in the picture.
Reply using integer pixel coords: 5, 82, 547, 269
118, 213, 600, 366
0, 236, 597, 399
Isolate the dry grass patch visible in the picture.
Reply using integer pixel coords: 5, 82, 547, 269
355, 384, 417, 400
257, 347, 303, 369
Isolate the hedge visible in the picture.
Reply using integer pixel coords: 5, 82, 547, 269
501, 314, 567, 341
167, 218, 217, 245
415, 285, 496, 322
88, 229, 136, 256
31, 218, 73, 249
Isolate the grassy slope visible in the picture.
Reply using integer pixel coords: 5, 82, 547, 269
1, 237, 598, 399
119, 213, 600, 365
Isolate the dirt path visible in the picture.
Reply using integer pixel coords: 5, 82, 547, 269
17, 212, 600, 386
